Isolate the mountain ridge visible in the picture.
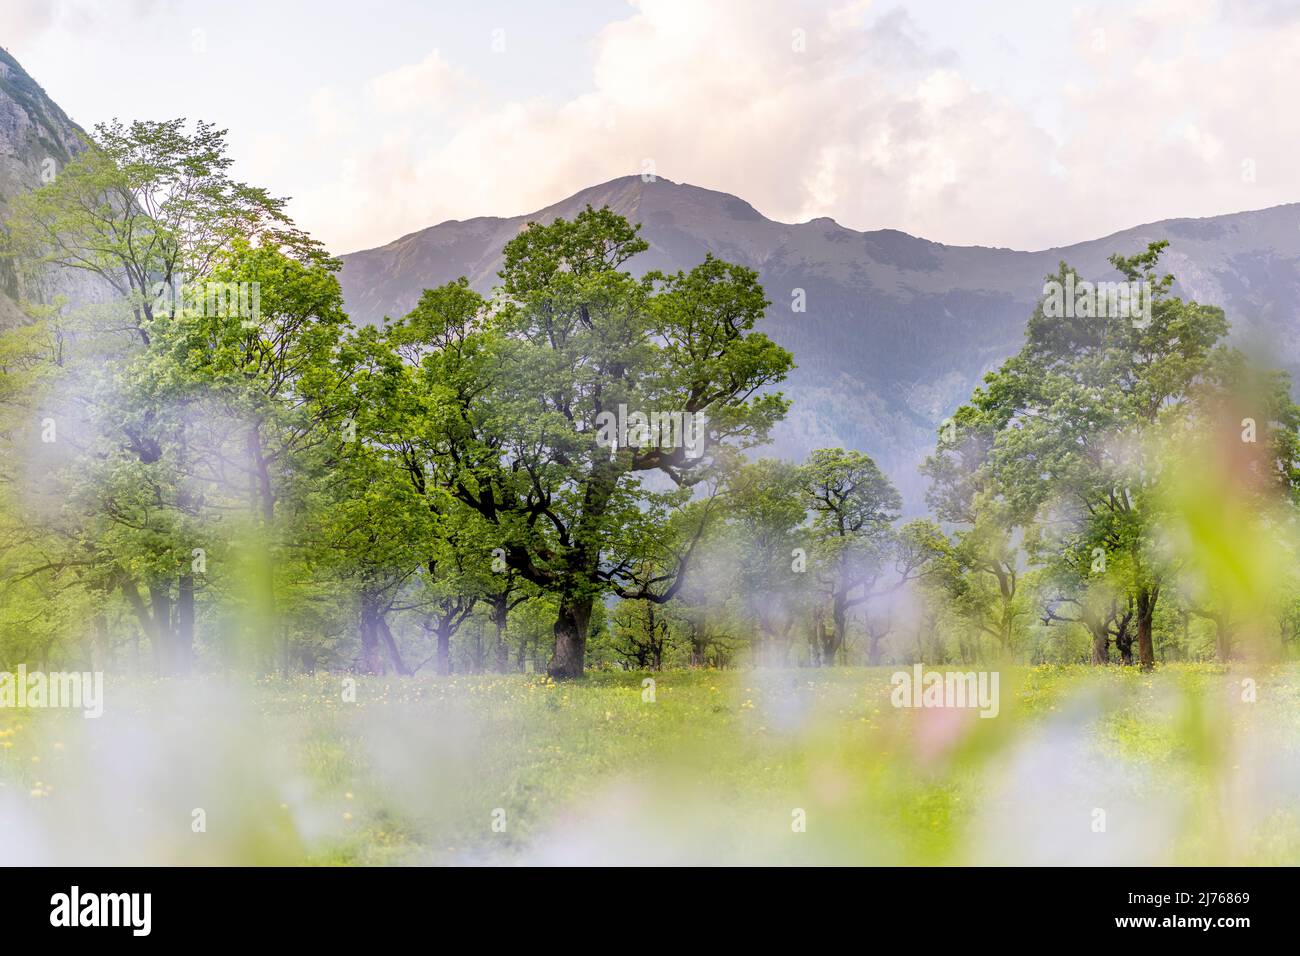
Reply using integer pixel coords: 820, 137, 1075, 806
340, 172, 1300, 258
338, 176, 1300, 506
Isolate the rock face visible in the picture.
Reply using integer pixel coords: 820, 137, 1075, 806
0, 46, 91, 325
338, 176, 1300, 505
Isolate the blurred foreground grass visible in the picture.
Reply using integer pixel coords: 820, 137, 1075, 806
2, 664, 1298, 865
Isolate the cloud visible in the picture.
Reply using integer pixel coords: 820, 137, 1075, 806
0, 1, 60, 46
308, 86, 353, 137
292, 0, 1300, 256
369, 49, 471, 114
1044, 0, 1300, 239
0, 0, 165, 46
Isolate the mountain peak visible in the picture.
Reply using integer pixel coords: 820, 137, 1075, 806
339, 179, 1300, 508
0, 46, 92, 324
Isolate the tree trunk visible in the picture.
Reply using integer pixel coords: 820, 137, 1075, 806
1213, 612, 1233, 661
1136, 587, 1158, 671
176, 573, 195, 676
358, 595, 383, 674
775, 620, 795, 667
1088, 619, 1110, 665
91, 613, 110, 672
549, 595, 591, 680
995, 567, 1016, 651
436, 622, 453, 676
495, 632, 509, 673
248, 425, 276, 524
646, 604, 662, 671
1111, 606, 1133, 665
377, 613, 412, 675
867, 625, 887, 666
690, 621, 705, 667
468, 627, 483, 673
491, 595, 510, 673
149, 581, 174, 676
826, 597, 846, 666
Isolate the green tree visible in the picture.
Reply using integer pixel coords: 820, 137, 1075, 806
802, 448, 937, 665
717, 457, 807, 665
958, 242, 1287, 668
1, 119, 331, 675
389, 208, 793, 678
5, 118, 323, 338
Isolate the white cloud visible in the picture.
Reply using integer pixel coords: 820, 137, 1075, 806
0, 1, 60, 46
0, 0, 164, 45
370, 49, 470, 114
308, 86, 353, 137
291, 0, 1300, 255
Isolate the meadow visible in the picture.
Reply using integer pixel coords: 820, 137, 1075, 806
2, 663, 1298, 866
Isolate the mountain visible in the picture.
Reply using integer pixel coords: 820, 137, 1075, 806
339, 177, 1300, 506
2, 49, 1298, 507
0, 46, 90, 324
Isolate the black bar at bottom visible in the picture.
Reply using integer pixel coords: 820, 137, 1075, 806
0, 866, 1279, 942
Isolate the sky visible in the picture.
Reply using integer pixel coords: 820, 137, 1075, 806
2, 0, 1298, 256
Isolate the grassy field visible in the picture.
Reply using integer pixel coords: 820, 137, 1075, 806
2, 664, 1299, 865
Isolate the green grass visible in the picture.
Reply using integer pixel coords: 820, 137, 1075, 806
2, 664, 1298, 865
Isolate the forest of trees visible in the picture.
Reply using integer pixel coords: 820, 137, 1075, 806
3, 119, 1300, 679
